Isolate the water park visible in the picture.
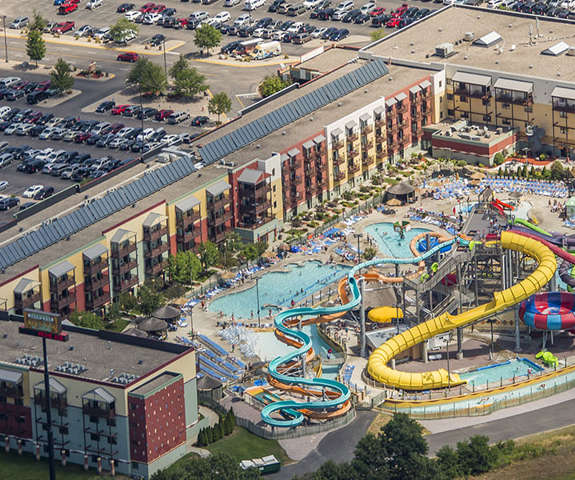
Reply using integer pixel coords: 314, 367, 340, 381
178, 177, 575, 441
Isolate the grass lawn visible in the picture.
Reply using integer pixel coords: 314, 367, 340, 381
0, 452, 123, 480
206, 427, 291, 465
472, 425, 575, 480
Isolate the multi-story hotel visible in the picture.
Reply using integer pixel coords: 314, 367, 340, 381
0, 321, 199, 478
0, 6, 573, 317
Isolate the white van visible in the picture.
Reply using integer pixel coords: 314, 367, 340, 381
225, 0, 241, 5
86, 0, 103, 9
244, 0, 265, 10
486, 0, 503, 7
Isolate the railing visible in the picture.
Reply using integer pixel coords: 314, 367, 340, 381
0, 384, 22, 398
143, 225, 168, 242
208, 197, 230, 212
348, 163, 361, 174
212, 231, 227, 244
50, 277, 75, 292
178, 229, 201, 243
552, 103, 575, 113
117, 259, 137, 274
375, 118, 384, 128
210, 210, 232, 227
15, 292, 41, 310
361, 124, 373, 134
145, 261, 167, 276
111, 243, 136, 259
52, 295, 75, 311
332, 140, 344, 150
254, 201, 272, 215
148, 243, 169, 258
334, 171, 346, 181
85, 276, 108, 292
86, 293, 110, 310
83, 405, 116, 419
362, 140, 373, 150
83, 260, 107, 276
116, 276, 138, 292
347, 133, 358, 142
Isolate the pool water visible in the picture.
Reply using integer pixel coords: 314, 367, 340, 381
459, 359, 543, 387
321, 364, 342, 380
208, 261, 350, 319
364, 222, 432, 258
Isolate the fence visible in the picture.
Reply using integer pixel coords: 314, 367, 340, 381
287, 192, 386, 247
234, 408, 356, 440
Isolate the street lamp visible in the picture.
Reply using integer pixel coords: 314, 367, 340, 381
2, 16, 8, 63
256, 277, 261, 327
353, 233, 363, 264
488, 318, 496, 360
162, 39, 167, 76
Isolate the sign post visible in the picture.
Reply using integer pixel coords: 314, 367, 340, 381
20, 309, 69, 480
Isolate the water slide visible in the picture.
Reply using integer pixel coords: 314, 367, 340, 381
367, 231, 556, 390
262, 236, 462, 427
513, 218, 551, 237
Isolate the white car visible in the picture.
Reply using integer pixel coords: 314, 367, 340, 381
201, 17, 219, 26
86, 0, 103, 9
163, 134, 183, 146
225, 0, 241, 5
0, 107, 12, 119
214, 11, 231, 23
4, 123, 21, 135
124, 10, 143, 22
0, 181, 8, 191
288, 22, 303, 33
143, 12, 163, 24
234, 13, 252, 26
93, 27, 110, 40
76, 25, 93, 37
0, 153, 14, 167
16, 124, 34, 136
23, 185, 44, 198
360, 1, 375, 13
303, 0, 322, 7
136, 128, 155, 141
312, 27, 328, 38
39, 127, 56, 140
0, 77, 21, 88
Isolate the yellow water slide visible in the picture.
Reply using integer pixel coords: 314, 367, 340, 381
367, 231, 558, 390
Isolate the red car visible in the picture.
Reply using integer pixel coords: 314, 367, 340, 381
386, 16, 401, 27
58, 3, 78, 14
140, 2, 155, 12
117, 52, 139, 62
155, 109, 173, 121
370, 7, 385, 16
52, 21, 75, 34
111, 104, 131, 115
175, 17, 188, 29
150, 3, 166, 13
74, 132, 91, 143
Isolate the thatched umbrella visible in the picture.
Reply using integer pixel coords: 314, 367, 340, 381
386, 182, 415, 204
152, 305, 180, 322
221, 271, 236, 280
387, 198, 402, 206
138, 317, 168, 332
124, 328, 149, 338
471, 171, 486, 180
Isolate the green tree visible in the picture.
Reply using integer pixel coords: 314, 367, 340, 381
29, 11, 47, 32
50, 58, 74, 93
194, 24, 222, 54
151, 453, 261, 480
493, 152, 505, 166
169, 56, 208, 98
168, 251, 202, 285
198, 241, 220, 273
434, 445, 462, 480
551, 160, 565, 180
258, 75, 291, 98
541, 165, 551, 179
127, 58, 167, 96
69, 311, 104, 330
456, 435, 498, 476
363, 246, 377, 261
208, 92, 232, 124
370, 29, 387, 42
137, 283, 163, 316
109, 17, 138, 44
26, 29, 45, 67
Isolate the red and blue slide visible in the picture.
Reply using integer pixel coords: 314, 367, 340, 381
490, 198, 514, 216
519, 292, 575, 330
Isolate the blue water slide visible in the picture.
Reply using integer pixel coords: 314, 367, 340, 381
262, 236, 465, 427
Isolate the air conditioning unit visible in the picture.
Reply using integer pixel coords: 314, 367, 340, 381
435, 43, 455, 58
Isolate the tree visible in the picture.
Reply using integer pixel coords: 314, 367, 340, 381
198, 241, 220, 273
168, 251, 202, 285
363, 246, 377, 261
26, 29, 45, 67
551, 160, 565, 180
70, 311, 104, 330
169, 55, 208, 98
137, 283, 163, 316
50, 58, 74, 93
194, 24, 222, 54
208, 92, 232, 124
109, 17, 138, 44
127, 58, 167, 96
151, 453, 261, 480
456, 435, 498, 476
29, 11, 47, 32
434, 445, 462, 480
258, 75, 291, 98
370, 29, 387, 42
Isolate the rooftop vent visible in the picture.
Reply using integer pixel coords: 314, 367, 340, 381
542, 41, 570, 56
473, 31, 502, 48
464, 32, 474, 42
55, 362, 87, 375
568, 47, 575, 56
110, 372, 137, 385
14, 354, 43, 367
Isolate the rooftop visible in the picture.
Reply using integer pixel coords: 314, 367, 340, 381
129, 372, 180, 397
364, 6, 575, 84
425, 119, 515, 144
0, 320, 188, 385
296, 47, 359, 74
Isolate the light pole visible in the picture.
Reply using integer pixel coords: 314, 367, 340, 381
189, 305, 194, 339
2, 16, 7, 63
446, 332, 451, 389
353, 233, 363, 264
489, 318, 496, 360
162, 39, 167, 76
256, 277, 261, 327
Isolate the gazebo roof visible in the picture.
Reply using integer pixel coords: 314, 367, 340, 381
124, 328, 149, 338
387, 182, 415, 195
138, 318, 168, 332
198, 375, 223, 390
152, 305, 181, 320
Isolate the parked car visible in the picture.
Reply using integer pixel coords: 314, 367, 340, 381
96, 101, 115, 113
117, 52, 139, 62
34, 186, 55, 200
191, 115, 209, 126
52, 21, 75, 34
9, 17, 29, 29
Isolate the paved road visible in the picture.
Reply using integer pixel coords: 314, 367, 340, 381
270, 410, 377, 480
426, 397, 575, 454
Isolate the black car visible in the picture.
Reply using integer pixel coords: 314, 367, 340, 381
28, 125, 46, 137
27, 90, 48, 105
137, 108, 158, 119
342, 9, 361, 23
19, 201, 36, 211
330, 28, 349, 41
0, 197, 19, 210
96, 101, 115, 113
317, 8, 335, 20
34, 186, 54, 200
191, 115, 209, 126
269, 0, 286, 11
116, 2, 135, 12
321, 26, 338, 39
149, 34, 166, 47
86, 134, 101, 146
221, 41, 242, 54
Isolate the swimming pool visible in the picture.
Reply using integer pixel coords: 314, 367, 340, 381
208, 261, 351, 319
364, 222, 433, 258
459, 358, 543, 388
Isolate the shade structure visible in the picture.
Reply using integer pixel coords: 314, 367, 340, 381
471, 171, 486, 180
152, 305, 181, 321
385, 182, 415, 204
138, 317, 168, 332
124, 328, 149, 338
386, 198, 402, 206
